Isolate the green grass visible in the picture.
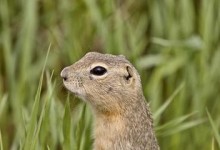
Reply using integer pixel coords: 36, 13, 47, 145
0, 0, 220, 149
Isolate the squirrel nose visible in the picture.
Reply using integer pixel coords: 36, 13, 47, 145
60, 67, 69, 81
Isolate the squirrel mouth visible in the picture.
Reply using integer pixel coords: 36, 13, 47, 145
71, 90, 80, 96
63, 81, 86, 99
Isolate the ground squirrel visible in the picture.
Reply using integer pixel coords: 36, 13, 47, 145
60, 52, 159, 150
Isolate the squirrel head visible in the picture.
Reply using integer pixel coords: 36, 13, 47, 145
61, 52, 143, 114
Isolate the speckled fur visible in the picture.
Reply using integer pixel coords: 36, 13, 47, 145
61, 52, 160, 150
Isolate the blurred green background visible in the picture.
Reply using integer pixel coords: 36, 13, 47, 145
0, 0, 220, 149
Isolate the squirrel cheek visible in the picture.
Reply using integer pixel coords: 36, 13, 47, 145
89, 75, 94, 80
107, 87, 113, 93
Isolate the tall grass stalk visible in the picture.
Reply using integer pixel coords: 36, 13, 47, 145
207, 109, 220, 149
0, 130, 3, 150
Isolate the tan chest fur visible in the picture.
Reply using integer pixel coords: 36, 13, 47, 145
94, 114, 125, 150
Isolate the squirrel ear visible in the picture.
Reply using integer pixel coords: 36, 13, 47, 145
124, 65, 134, 84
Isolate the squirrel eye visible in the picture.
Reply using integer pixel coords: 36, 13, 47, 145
90, 66, 107, 76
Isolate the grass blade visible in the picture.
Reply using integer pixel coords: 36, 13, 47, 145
158, 118, 205, 136
0, 130, 3, 150
156, 112, 198, 131
0, 94, 7, 117
207, 109, 220, 148
154, 82, 185, 120
63, 97, 72, 150
23, 44, 51, 150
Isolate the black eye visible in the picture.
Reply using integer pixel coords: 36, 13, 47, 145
90, 66, 107, 76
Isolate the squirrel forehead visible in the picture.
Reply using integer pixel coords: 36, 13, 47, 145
76, 52, 130, 67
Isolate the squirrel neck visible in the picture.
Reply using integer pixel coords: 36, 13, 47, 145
93, 90, 146, 119
92, 92, 157, 150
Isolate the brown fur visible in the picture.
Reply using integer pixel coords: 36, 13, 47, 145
61, 52, 160, 150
